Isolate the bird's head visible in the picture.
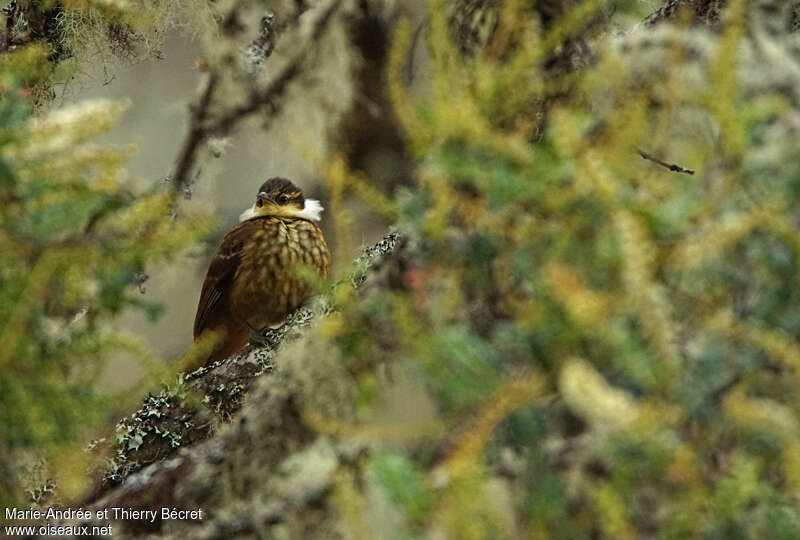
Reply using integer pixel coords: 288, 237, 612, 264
238, 177, 323, 222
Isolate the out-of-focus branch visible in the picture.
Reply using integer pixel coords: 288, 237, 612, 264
169, 72, 218, 202
208, 0, 343, 135
640, 0, 690, 27
168, 0, 342, 203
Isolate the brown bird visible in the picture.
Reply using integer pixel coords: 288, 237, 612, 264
188, 177, 330, 367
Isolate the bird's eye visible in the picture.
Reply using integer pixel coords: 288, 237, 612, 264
256, 198, 263, 207
277, 194, 289, 205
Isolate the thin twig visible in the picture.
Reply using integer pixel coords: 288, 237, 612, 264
639, 0, 688, 28
637, 149, 695, 175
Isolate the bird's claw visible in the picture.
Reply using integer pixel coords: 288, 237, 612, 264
248, 324, 283, 349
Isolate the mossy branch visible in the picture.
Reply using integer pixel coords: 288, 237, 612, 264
82, 232, 402, 507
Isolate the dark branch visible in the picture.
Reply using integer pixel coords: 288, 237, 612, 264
169, 71, 218, 203
637, 149, 695, 175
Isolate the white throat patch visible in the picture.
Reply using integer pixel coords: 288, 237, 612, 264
238, 198, 324, 222
294, 199, 324, 221
239, 205, 257, 222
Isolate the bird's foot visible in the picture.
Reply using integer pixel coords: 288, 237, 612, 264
248, 323, 283, 349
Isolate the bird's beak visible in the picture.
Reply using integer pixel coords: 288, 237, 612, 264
240, 192, 277, 221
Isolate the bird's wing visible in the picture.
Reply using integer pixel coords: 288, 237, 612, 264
193, 219, 259, 337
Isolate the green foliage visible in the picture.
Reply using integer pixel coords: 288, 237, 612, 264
323, 0, 800, 537
371, 452, 433, 527
0, 38, 214, 503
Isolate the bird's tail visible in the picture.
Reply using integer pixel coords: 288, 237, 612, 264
180, 327, 250, 372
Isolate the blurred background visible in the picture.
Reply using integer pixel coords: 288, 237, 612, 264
6, 0, 800, 538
